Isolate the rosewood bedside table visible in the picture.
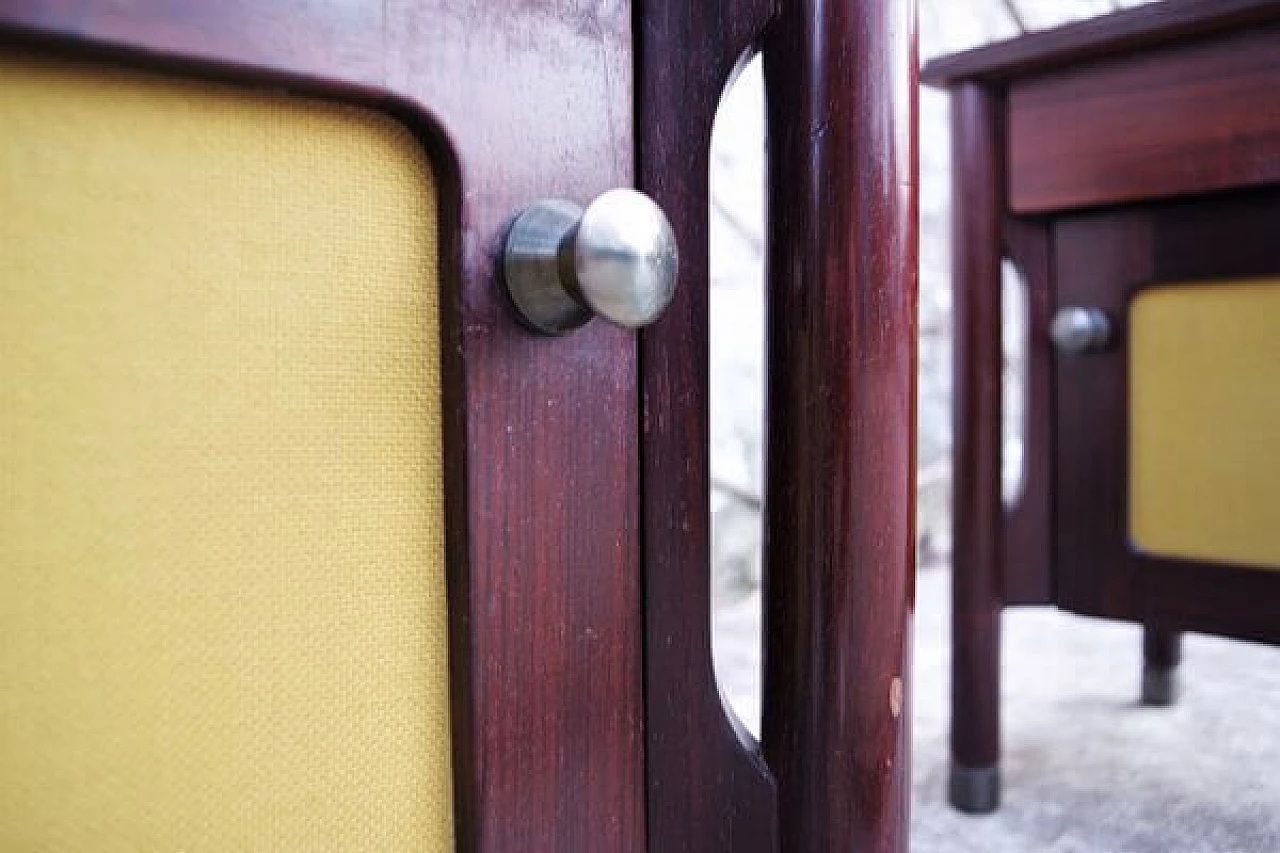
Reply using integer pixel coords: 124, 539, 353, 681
924, 0, 1280, 815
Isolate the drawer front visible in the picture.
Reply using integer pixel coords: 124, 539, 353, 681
1053, 190, 1280, 642
1010, 25, 1280, 214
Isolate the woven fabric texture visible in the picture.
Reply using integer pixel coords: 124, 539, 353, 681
0, 53, 453, 849
1129, 279, 1280, 569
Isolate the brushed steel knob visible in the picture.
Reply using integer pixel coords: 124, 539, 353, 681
502, 189, 678, 335
1051, 307, 1112, 356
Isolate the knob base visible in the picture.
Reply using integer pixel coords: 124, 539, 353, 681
502, 200, 592, 335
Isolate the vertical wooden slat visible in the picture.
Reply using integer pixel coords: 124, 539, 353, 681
636, 0, 782, 849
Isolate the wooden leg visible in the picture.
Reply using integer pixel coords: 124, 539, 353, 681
1141, 627, 1182, 707
949, 574, 1002, 813
948, 83, 1004, 815
761, 1, 917, 850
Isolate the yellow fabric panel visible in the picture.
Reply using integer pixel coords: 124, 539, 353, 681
1129, 280, 1280, 569
0, 53, 453, 850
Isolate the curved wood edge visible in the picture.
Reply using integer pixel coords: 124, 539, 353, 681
635, 0, 781, 850
1001, 218, 1054, 605
921, 0, 1280, 88
760, 0, 918, 850
0, 5, 645, 851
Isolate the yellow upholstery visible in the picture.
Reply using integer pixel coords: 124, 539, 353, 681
0, 53, 454, 849
1129, 280, 1280, 569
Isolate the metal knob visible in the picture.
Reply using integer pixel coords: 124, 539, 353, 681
1051, 307, 1112, 356
501, 189, 678, 335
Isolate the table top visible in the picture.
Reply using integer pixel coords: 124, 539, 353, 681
922, 0, 1280, 88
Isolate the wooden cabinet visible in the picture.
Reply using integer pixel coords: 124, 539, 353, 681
0, 1, 916, 850
925, 0, 1280, 815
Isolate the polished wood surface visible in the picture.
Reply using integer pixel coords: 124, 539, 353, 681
946, 84, 1004, 788
1009, 25, 1280, 213
921, 0, 1280, 87
1052, 209, 1149, 620
1001, 218, 1054, 605
929, 0, 1280, 816
640, 1, 919, 848
636, 0, 780, 849
1145, 561, 1280, 645
5, 1, 922, 847
0, 4, 644, 850
760, 1, 917, 849
1054, 189, 1280, 643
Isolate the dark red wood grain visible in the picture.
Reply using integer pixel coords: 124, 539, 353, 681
1051, 208, 1149, 621
759, 1, 917, 850
1008, 24, 1280, 214
946, 83, 1004, 788
0, 4, 645, 851
635, 0, 781, 850
921, 0, 1280, 87
8, 1, 923, 846
1055, 188, 1280, 644
930, 0, 1280, 815
1001, 218, 1054, 605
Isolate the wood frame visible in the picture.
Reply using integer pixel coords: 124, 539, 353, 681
4, 0, 919, 849
637, 0, 918, 850
635, 1, 779, 850
1001, 217, 1054, 605
924, 0, 1280, 816
0, 4, 644, 849
922, 0, 1280, 86
1054, 188, 1280, 642
1007, 23, 1280, 214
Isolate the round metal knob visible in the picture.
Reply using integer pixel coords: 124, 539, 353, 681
501, 189, 678, 335
1051, 307, 1112, 356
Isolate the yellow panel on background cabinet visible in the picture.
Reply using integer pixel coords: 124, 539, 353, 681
0, 53, 454, 850
1129, 280, 1280, 569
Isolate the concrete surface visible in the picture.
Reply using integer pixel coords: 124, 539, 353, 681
714, 565, 1280, 852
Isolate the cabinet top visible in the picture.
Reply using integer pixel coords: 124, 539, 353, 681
922, 0, 1280, 88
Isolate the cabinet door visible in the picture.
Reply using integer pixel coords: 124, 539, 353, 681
0, 4, 642, 850
1, 3, 919, 851
1054, 189, 1280, 644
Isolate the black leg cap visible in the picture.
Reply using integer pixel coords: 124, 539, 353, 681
949, 762, 1000, 814
1141, 664, 1180, 707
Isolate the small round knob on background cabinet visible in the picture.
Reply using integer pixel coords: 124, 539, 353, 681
501, 189, 678, 335
1051, 307, 1113, 356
